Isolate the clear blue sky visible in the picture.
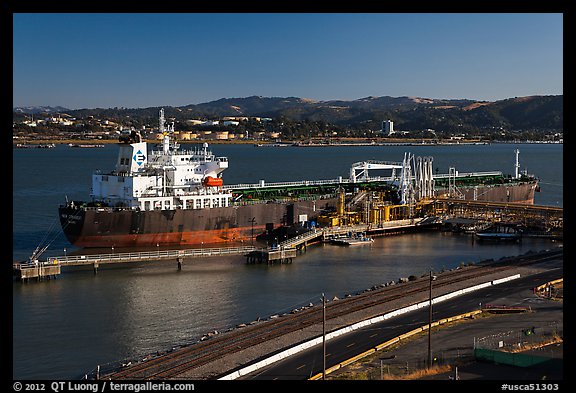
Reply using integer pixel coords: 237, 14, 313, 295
12, 13, 563, 109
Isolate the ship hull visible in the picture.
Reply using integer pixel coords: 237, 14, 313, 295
436, 180, 538, 205
60, 181, 538, 248
59, 199, 336, 248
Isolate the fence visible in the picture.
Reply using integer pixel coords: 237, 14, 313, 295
474, 322, 563, 352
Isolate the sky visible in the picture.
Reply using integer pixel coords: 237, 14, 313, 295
12, 13, 563, 109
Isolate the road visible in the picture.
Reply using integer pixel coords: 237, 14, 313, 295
239, 266, 562, 380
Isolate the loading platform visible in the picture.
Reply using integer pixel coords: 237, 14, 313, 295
435, 198, 563, 237
246, 218, 431, 264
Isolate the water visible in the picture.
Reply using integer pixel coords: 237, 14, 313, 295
12, 142, 563, 380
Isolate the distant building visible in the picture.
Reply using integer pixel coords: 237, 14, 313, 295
215, 131, 229, 140
186, 119, 204, 126
382, 120, 394, 135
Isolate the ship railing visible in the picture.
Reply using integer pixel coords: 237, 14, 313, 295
223, 178, 350, 190
232, 194, 338, 206
432, 171, 502, 179
223, 176, 400, 191
45, 246, 257, 266
77, 206, 135, 212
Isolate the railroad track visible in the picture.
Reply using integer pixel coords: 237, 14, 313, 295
102, 248, 562, 380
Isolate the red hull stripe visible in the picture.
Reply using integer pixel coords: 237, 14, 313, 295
73, 226, 269, 248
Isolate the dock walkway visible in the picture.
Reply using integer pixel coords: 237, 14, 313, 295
13, 245, 256, 281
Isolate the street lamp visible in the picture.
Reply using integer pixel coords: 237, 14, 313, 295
64, 248, 67, 260
428, 270, 437, 369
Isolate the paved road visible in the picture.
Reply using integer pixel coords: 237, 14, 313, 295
240, 266, 563, 380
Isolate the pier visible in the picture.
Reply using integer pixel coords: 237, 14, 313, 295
435, 198, 563, 237
13, 246, 256, 281
13, 261, 61, 282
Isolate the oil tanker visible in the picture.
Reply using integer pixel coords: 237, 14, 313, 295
58, 109, 539, 248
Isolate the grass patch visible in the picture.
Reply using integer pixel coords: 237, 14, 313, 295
382, 364, 453, 380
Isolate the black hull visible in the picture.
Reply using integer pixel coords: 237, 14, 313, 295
59, 199, 337, 248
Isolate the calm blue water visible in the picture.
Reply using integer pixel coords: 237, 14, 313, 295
12, 142, 563, 380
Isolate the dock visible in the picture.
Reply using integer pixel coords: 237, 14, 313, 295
13, 261, 61, 282
13, 246, 256, 281
245, 218, 432, 264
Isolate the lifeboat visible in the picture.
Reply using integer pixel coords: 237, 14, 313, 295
202, 176, 223, 187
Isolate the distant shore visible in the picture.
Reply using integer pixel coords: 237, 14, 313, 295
13, 138, 562, 146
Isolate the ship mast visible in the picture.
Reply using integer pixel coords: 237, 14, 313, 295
160, 108, 170, 154
159, 108, 176, 154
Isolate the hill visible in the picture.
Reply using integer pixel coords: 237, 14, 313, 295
14, 95, 563, 134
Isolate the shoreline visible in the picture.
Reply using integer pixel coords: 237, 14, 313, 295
12, 139, 563, 146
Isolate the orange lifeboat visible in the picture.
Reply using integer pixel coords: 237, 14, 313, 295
202, 176, 223, 187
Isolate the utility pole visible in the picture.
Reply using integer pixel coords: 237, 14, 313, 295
428, 270, 436, 368
322, 293, 326, 380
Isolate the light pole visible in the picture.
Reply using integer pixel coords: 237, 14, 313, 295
64, 248, 67, 260
322, 293, 326, 380
428, 270, 437, 369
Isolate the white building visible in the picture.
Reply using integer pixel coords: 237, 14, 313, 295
382, 120, 394, 135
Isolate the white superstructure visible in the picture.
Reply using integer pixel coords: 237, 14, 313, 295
90, 109, 233, 211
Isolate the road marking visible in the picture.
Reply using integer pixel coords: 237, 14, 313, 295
296, 364, 307, 370
346, 342, 355, 348
370, 333, 378, 338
